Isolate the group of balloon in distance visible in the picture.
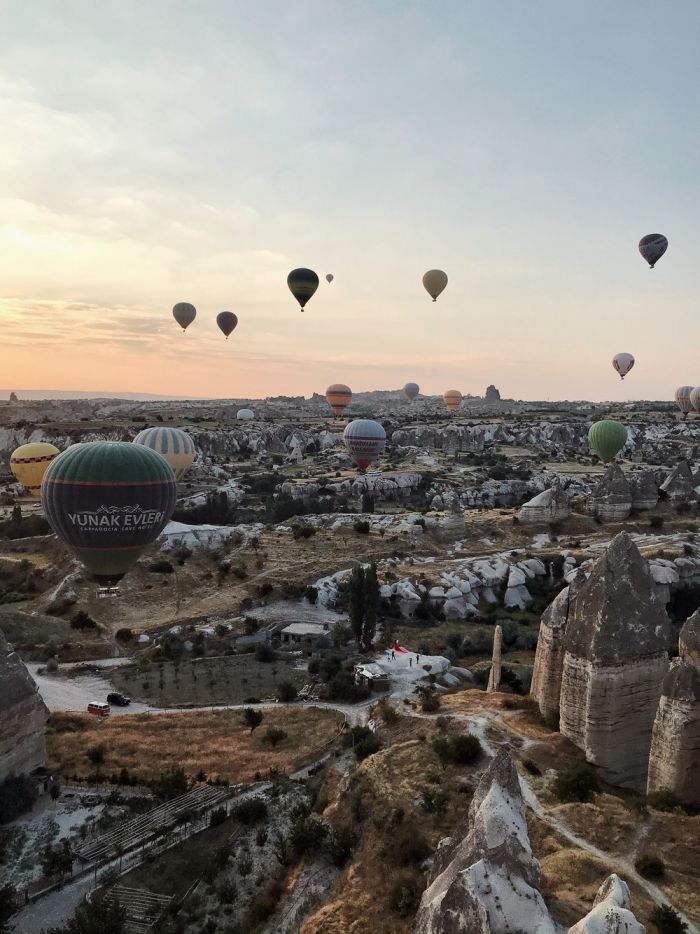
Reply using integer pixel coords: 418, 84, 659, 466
6, 233, 676, 590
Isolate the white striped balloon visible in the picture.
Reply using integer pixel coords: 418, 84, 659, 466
612, 353, 635, 379
133, 427, 195, 480
675, 386, 694, 417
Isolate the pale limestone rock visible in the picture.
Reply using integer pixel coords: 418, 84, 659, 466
568, 874, 645, 934
487, 625, 503, 692
647, 658, 700, 805
629, 470, 659, 511
586, 464, 631, 521
660, 460, 695, 504
505, 584, 532, 609
531, 570, 586, 720
413, 748, 556, 934
0, 631, 49, 781
519, 486, 571, 523
680, 610, 700, 668
560, 533, 670, 791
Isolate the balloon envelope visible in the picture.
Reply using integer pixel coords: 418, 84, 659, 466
588, 420, 628, 463
422, 269, 448, 301
173, 302, 196, 331
237, 409, 254, 420
133, 427, 196, 480
443, 389, 463, 412
638, 234, 668, 268
612, 353, 635, 379
343, 419, 386, 472
325, 384, 352, 416
10, 442, 60, 499
404, 382, 420, 401
675, 386, 694, 416
216, 311, 238, 339
41, 442, 176, 586
287, 269, 319, 310
326, 273, 334, 283
689, 388, 700, 415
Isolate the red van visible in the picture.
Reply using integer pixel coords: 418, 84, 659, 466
87, 702, 110, 718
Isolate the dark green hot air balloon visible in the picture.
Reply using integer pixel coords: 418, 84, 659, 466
588, 420, 628, 463
287, 268, 319, 311
41, 442, 177, 587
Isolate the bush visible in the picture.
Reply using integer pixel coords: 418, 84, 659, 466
649, 515, 665, 531
290, 815, 328, 857
307, 658, 320, 675
420, 787, 449, 814
262, 727, 288, 748
420, 690, 441, 712
209, 807, 227, 828
70, 611, 97, 630
304, 585, 318, 603
449, 733, 483, 765
390, 825, 431, 866
635, 854, 665, 879
276, 681, 297, 702
389, 873, 422, 917
232, 797, 268, 824
243, 708, 264, 733
115, 628, 133, 642
255, 642, 276, 663
553, 762, 600, 803
292, 523, 316, 540
650, 905, 688, 934
246, 879, 285, 926
86, 745, 105, 765
353, 520, 370, 534
323, 670, 370, 703
354, 735, 380, 761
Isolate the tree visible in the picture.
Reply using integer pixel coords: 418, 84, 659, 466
46, 894, 126, 934
432, 736, 453, 771
40, 839, 73, 878
650, 905, 688, 934
362, 563, 379, 650
553, 762, 600, 803
263, 728, 287, 748
276, 681, 297, 702
348, 565, 365, 647
50, 783, 61, 803
0, 883, 17, 934
243, 708, 264, 734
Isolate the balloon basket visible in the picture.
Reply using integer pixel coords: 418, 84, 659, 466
97, 586, 120, 599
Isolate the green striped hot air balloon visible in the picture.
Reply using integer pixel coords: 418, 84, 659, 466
588, 420, 628, 464
41, 442, 177, 586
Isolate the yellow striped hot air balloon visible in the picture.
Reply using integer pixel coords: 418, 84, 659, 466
10, 442, 61, 499
443, 390, 463, 413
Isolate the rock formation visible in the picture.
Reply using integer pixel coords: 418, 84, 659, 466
8, 391, 18, 403
559, 533, 670, 791
413, 748, 556, 934
519, 486, 571, 523
660, 460, 695, 504
484, 385, 501, 404
586, 464, 632, 521
486, 625, 502, 692
531, 570, 586, 721
647, 612, 700, 805
629, 470, 659, 511
0, 630, 49, 781
568, 874, 645, 934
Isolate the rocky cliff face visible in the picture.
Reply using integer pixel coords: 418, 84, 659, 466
629, 470, 659, 511
559, 533, 670, 791
519, 486, 571, 523
531, 570, 586, 721
647, 612, 700, 805
0, 631, 48, 781
413, 747, 556, 934
586, 464, 632, 521
568, 874, 645, 934
659, 460, 695, 504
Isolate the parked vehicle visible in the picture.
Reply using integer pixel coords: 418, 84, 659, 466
107, 692, 131, 707
87, 702, 110, 718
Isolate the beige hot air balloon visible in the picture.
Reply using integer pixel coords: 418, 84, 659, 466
10, 442, 61, 498
443, 389, 463, 413
422, 269, 448, 302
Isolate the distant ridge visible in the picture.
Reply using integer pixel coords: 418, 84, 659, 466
2, 389, 208, 401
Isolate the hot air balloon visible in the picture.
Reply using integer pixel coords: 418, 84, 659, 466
588, 420, 628, 463
612, 353, 635, 380
326, 274, 334, 284
237, 409, 254, 421
287, 269, 319, 311
404, 382, 420, 401
216, 311, 238, 339
422, 270, 448, 302
133, 427, 196, 480
689, 388, 700, 416
343, 419, 386, 472
639, 234, 668, 269
41, 442, 176, 587
675, 386, 694, 418
10, 442, 60, 499
325, 384, 352, 416
443, 389, 463, 413
173, 302, 196, 331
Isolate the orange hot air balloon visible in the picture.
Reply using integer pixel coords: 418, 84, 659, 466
443, 389, 463, 413
325, 384, 352, 416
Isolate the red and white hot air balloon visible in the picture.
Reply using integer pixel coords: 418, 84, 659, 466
675, 386, 694, 418
343, 419, 386, 472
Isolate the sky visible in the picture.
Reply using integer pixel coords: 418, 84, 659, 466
1, 1, 698, 401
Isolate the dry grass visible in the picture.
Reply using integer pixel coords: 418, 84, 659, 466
47, 707, 338, 784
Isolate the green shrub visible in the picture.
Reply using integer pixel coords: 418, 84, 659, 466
635, 854, 665, 879
552, 762, 600, 803
420, 690, 441, 712
232, 797, 268, 824
262, 728, 288, 748
449, 733, 483, 765
650, 904, 688, 933
276, 681, 297, 702
389, 873, 422, 916
353, 520, 370, 534
292, 523, 316, 540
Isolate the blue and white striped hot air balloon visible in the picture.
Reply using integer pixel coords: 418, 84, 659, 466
133, 427, 196, 480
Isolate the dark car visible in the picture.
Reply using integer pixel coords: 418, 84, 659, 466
107, 692, 131, 707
